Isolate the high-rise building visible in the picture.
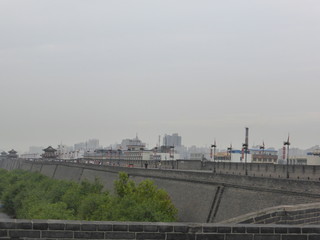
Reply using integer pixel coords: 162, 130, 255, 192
120, 136, 146, 150
163, 133, 182, 147
87, 139, 100, 150
74, 139, 100, 151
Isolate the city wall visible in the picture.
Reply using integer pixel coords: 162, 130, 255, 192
1, 159, 320, 223
80, 158, 320, 181
1, 219, 320, 240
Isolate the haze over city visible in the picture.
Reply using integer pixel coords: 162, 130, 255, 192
0, 0, 319, 152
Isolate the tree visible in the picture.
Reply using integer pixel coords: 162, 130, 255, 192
0, 170, 178, 222
112, 172, 177, 222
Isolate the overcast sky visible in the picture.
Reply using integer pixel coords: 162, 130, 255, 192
0, 0, 319, 152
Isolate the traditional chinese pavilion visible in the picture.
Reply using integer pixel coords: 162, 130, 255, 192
42, 146, 58, 159
0, 151, 8, 159
8, 149, 18, 158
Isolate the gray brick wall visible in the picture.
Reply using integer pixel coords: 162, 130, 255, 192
0, 220, 319, 240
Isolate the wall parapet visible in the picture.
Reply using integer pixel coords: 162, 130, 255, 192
0, 219, 320, 240
220, 202, 320, 225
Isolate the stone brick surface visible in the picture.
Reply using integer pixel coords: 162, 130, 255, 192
232, 226, 246, 233
42, 230, 73, 238
0, 230, 7, 237
167, 233, 195, 240
15, 221, 32, 229
281, 235, 307, 240
113, 224, 128, 231
309, 235, 320, 240
253, 235, 280, 240
136, 232, 165, 239
66, 223, 81, 231
287, 227, 301, 234
81, 223, 97, 231
247, 227, 259, 233
260, 227, 274, 233
203, 226, 217, 233
106, 232, 135, 239
174, 225, 189, 233
97, 224, 112, 231
158, 225, 173, 232
274, 227, 287, 233
196, 233, 224, 240
8, 230, 41, 238
48, 223, 65, 230
0, 218, 319, 240
226, 234, 253, 240
129, 224, 144, 232
144, 225, 159, 232
302, 227, 320, 233
217, 227, 231, 233
0, 221, 16, 229
33, 222, 49, 230
74, 231, 105, 239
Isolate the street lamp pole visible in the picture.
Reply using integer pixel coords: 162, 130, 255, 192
243, 143, 248, 175
284, 135, 290, 178
260, 142, 265, 162
227, 144, 232, 161
243, 127, 249, 176
212, 140, 216, 173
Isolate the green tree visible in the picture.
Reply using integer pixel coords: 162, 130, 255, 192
0, 170, 177, 222
112, 172, 177, 221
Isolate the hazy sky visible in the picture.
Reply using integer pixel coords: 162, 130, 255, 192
1, 0, 319, 152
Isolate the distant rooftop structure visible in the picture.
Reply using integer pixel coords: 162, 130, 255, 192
42, 146, 58, 159
8, 149, 18, 158
121, 136, 146, 151
0, 151, 8, 159
307, 149, 320, 156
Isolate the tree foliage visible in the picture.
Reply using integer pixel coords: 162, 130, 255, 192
0, 169, 177, 222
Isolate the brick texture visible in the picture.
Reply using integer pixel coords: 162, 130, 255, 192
0, 220, 318, 240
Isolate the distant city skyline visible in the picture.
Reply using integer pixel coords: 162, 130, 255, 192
0, 1, 319, 152
4, 131, 319, 155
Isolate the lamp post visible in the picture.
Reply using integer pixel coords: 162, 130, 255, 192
260, 142, 265, 162
284, 136, 290, 178
227, 144, 232, 161
242, 143, 248, 175
243, 127, 249, 175
212, 141, 216, 173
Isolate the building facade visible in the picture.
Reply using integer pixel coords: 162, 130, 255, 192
163, 133, 182, 147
